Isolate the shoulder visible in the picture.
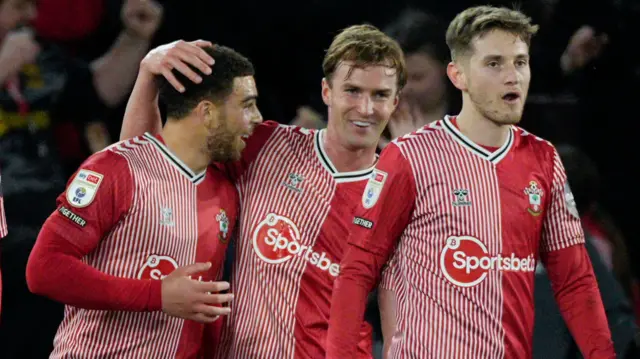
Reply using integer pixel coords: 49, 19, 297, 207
392, 120, 447, 149
513, 126, 557, 163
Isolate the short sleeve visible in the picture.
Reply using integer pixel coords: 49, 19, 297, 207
541, 147, 585, 252
348, 143, 416, 258
379, 249, 398, 291
47, 149, 133, 252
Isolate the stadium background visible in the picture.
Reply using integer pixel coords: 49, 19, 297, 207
0, 0, 638, 357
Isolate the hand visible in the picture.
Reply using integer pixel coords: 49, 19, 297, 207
291, 106, 325, 129
140, 40, 215, 93
561, 25, 608, 73
388, 100, 421, 140
0, 29, 40, 80
161, 262, 234, 323
121, 0, 163, 41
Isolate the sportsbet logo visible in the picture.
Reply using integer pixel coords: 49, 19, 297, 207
440, 236, 535, 287
252, 213, 340, 277
137, 255, 179, 280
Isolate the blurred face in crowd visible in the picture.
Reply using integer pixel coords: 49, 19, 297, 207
449, 29, 531, 125
322, 62, 399, 150
403, 51, 448, 114
203, 76, 262, 161
0, 0, 36, 38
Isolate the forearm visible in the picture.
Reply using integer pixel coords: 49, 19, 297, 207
91, 32, 151, 107
545, 245, 615, 358
327, 247, 383, 359
26, 226, 162, 311
120, 70, 163, 140
378, 287, 397, 359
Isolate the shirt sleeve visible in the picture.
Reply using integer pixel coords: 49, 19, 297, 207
379, 250, 398, 291
326, 143, 416, 359
26, 148, 163, 311
541, 244, 616, 358
541, 147, 585, 252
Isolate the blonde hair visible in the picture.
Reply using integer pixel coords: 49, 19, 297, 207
446, 6, 539, 60
323, 24, 407, 91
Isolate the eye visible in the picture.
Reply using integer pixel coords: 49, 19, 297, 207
516, 59, 529, 67
487, 61, 499, 68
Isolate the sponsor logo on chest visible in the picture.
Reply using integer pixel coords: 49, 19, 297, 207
440, 236, 536, 287
252, 213, 340, 277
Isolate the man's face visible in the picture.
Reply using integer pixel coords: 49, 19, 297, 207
403, 52, 447, 114
0, 0, 36, 38
204, 76, 262, 162
322, 61, 399, 150
458, 29, 531, 125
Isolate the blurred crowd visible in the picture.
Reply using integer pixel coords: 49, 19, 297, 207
0, 0, 638, 358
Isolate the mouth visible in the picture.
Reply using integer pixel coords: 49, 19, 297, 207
502, 92, 521, 104
350, 120, 374, 129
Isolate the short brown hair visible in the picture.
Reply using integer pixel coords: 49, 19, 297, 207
323, 24, 407, 91
446, 6, 539, 60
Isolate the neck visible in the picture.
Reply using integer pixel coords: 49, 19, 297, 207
323, 126, 377, 173
455, 102, 510, 148
419, 102, 447, 127
160, 119, 210, 173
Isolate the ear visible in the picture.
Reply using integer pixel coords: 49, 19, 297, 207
446, 61, 468, 92
196, 100, 218, 126
321, 77, 332, 106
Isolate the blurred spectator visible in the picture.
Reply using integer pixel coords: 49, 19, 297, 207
556, 144, 640, 323
532, 144, 639, 359
0, 0, 163, 357
378, 8, 456, 150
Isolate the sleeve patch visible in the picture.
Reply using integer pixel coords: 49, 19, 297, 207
362, 169, 387, 209
58, 206, 87, 227
66, 169, 104, 208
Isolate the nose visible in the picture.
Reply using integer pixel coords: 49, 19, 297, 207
250, 110, 263, 126
503, 64, 520, 86
356, 95, 374, 116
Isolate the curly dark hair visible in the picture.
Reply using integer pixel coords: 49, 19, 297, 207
159, 44, 254, 119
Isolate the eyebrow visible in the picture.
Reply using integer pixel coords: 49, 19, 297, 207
242, 95, 258, 104
343, 83, 393, 93
482, 54, 530, 62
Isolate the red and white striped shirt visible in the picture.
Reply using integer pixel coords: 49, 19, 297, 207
41, 133, 237, 358
215, 121, 374, 359
327, 116, 614, 359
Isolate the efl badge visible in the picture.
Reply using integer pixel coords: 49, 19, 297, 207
362, 169, 387, 209
217, 209, 230, 242
66, 169, 104, 208
524, 180, 544, 216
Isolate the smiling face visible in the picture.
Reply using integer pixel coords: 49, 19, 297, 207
201, 76, 262, 162
320, 24, 406, 151
322, 62, 399, 150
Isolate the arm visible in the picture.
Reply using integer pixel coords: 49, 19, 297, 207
378, 254, 398, 359
25, 150, 162, 311
326, 143, 416, 359
90, 0, 163, 107
541, 148, 615, 358
378, 288, 397, 359
120, 40, 215, 140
